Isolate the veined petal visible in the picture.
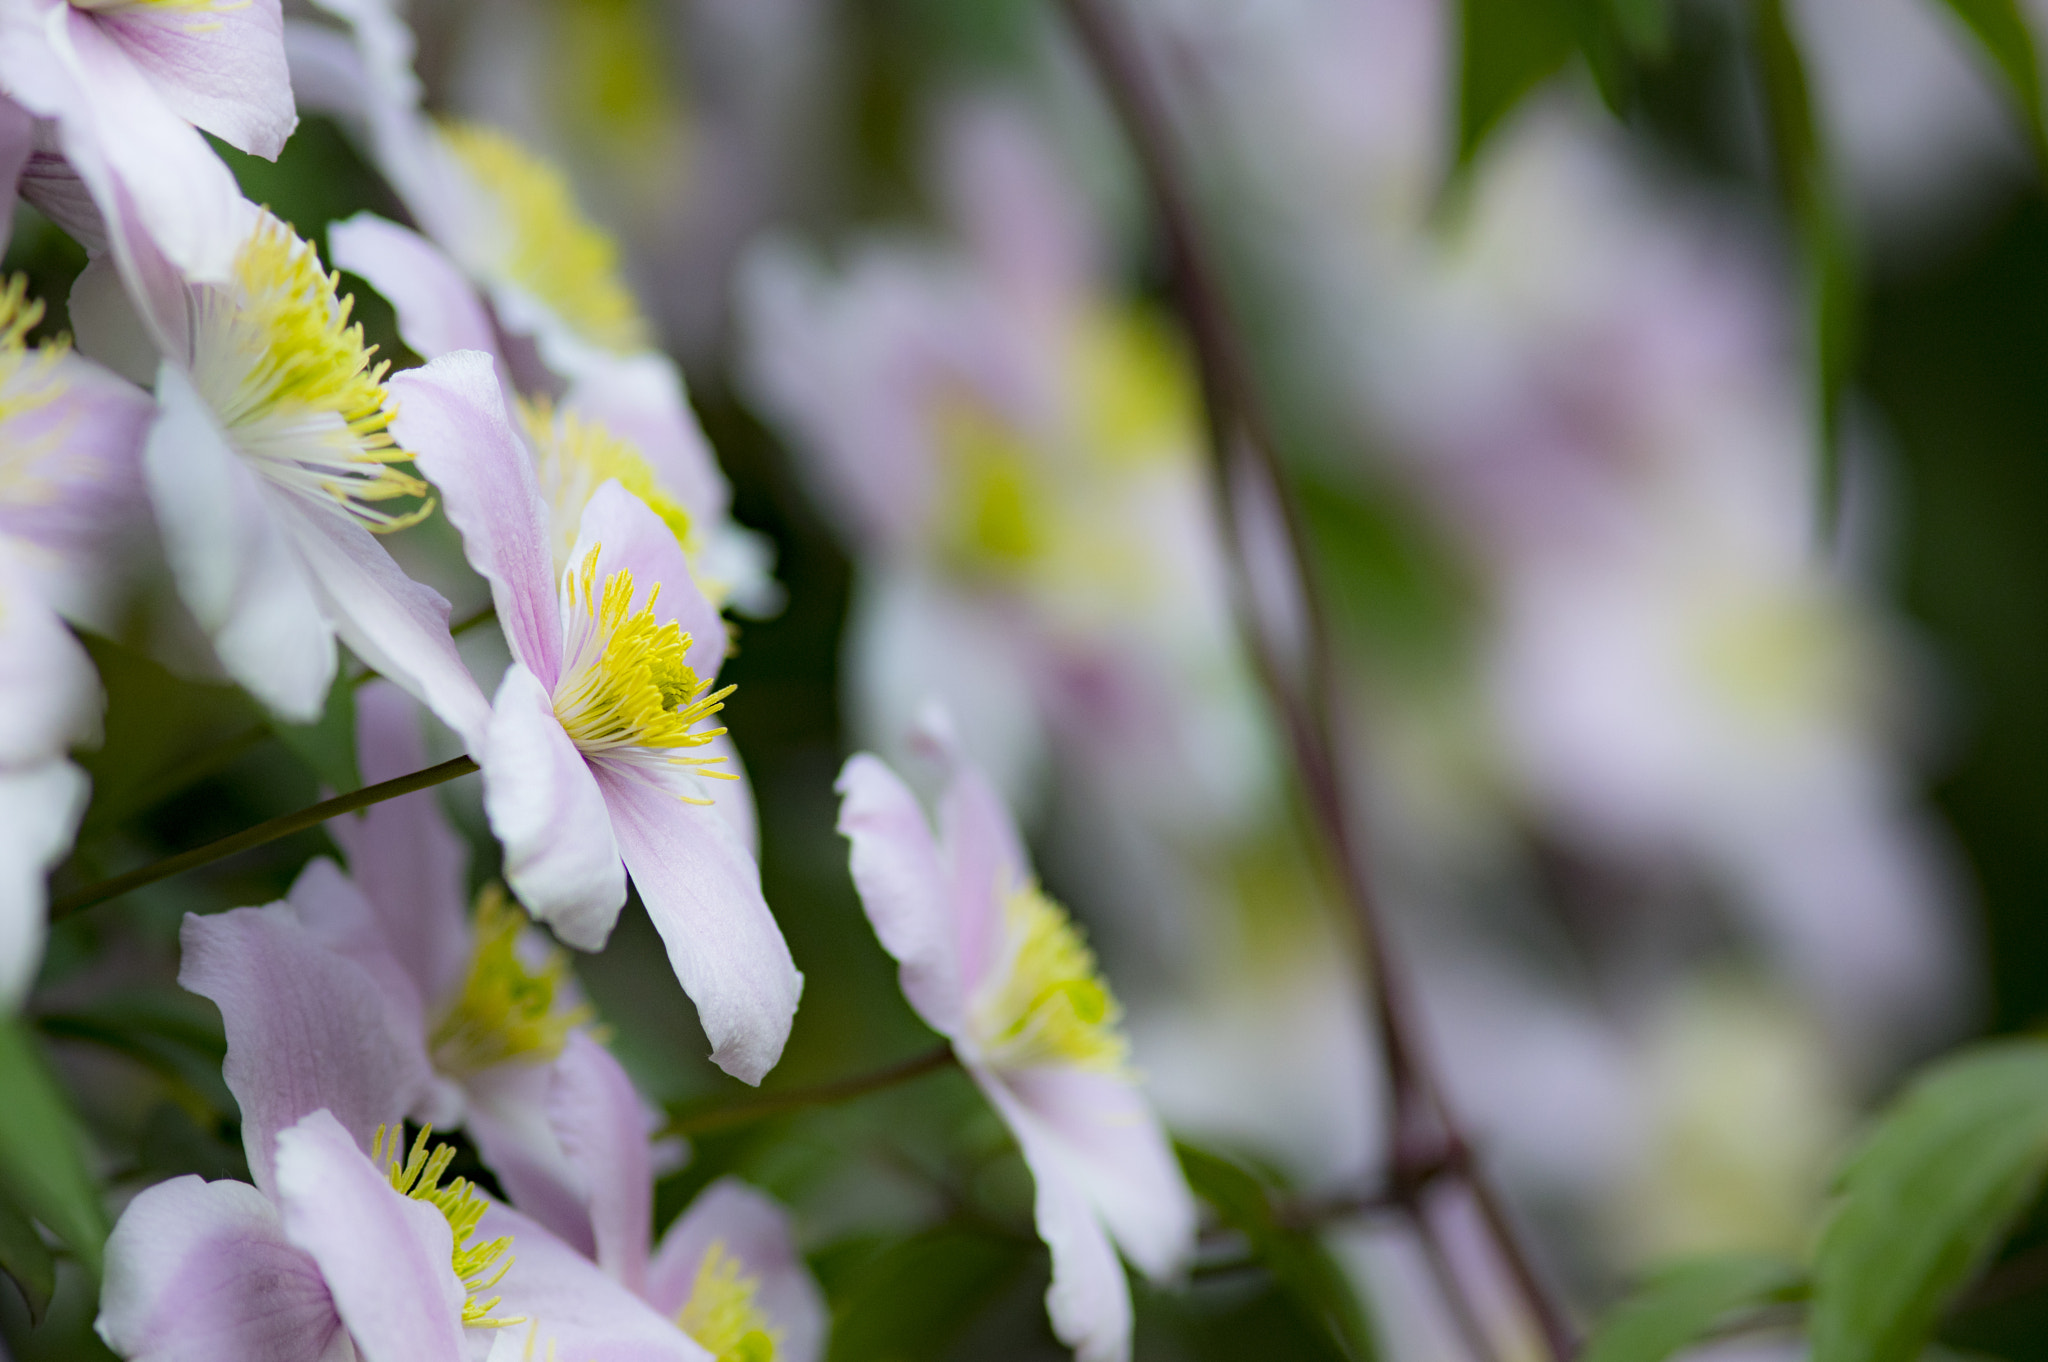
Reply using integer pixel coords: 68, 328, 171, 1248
179, 905, 427, 1197
391, 352, 560, 687
0, 95, 29, 260
566, 479, 723, 679
273, 1110, 469, 1362
0, 760, 87, 1013
286, 856, 431, 1063
329, 214, 500, 365
647, 1178, 827, 1362
547, 1032, 653, 1294
268, 485, 492, 753
477, 1202, 713, 1362
975, 1070, 1133, 1362
935, 747, 1030, 1003
705, 731, 758, 860
596, 765, 800, 1086
144, 363, 336, 724
329, 680, 473, 1006
834, 752, 961, 1035
97, 0, 295, 158
97, 1175, 344, 1362
465, 1060, 594, 1257
481, 662, 625, 951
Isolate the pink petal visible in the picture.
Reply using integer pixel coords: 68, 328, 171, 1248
285, 856, 431, 1062
480, 662, 625, 951
476, 1202, 713, 1362
464, 1060, 594, 1257
561, 353, 729, 523
391, 352, 561, 688
269, 488, 492, 754
273, 1110, 469, 1362
936, 754, 1029, 1003
565, 480, 723, 678
329, 214, 500, 364
0, 95, 29, 258
647, 1178, 826, 1362
328, 680, 473, 1006
595, 765, 800, 1085
834, 752, 961, 1035
99, 0, 295, 158
97, 1175, 344, 1362
547, 1033, 653, 1294
179, 905, 428, 1197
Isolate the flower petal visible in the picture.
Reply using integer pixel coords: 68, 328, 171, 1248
273, 1110, 468, 1362
477, 1202, 713, 1362
834, 752, 960, 1035
975, 1070, 1133, 1362
566, 480, 723, 678
267, 487, 492, 753
464, 1060, 594, 1256
179, 905, 427, 1197
0, 760, 87, 1012
143, 363, 336, 724
595, 765, 799, 1085
481, 662, 625, 951
0, 553, 100, 766
0, 95, 29, 258
285, 856, 432, 1068
547, 1032, 653, 1294
98, 0, 296, 158
561, 353, 728, 524
935, 745, 1029, 1003
647, 1178, 826, 1362
329, 214, 500, 364
328, 680, 474, 1006
391, 351, 561, 687
97, 1174, 344, 1362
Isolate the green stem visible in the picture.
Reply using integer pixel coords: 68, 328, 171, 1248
49, 755, 479, 920
662, 1043, 958, 1138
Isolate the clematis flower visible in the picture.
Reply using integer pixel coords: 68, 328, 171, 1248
71, 198, 491, 736
0, 0, 292, 283
835, 721, 1196, 1362
388, 349, 799, 1084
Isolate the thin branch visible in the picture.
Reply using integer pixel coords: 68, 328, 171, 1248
661, 1043, 958, 1138
1047, 2, 1575, 1357
49, 756, 479, 920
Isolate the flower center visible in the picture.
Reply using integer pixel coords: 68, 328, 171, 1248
676, 1241, 779, 1362
517, 397, 695, 575
429, 885, 593, 1075
439, 122, 651, 354
550, 547, 736, 792
968, 883, 1128, 1074
376, 1124, 521, 1328
187, 212, 431, 531
0, 278, 70, 501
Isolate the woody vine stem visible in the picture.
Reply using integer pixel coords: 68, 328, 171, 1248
1048, 1, 1579, 1357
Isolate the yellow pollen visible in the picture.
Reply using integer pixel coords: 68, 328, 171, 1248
676, 1241, 780, 1362
440, 122, 651, 354
189, 211, 430, 531
429, 885, 594, 1075
517, 396, 696, 572
0, 276, 66, 432
375, 1124, 522, 1328
970, 884, 1129, 1074
551, 547, 736, 794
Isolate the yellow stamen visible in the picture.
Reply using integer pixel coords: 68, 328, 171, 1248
970, 884, 1129, 1074
429, 885, 594, 1075
676, 1241, 780, 1362
375, 1125, 523, 1328
551, 546, 736, 794
517, 396, 696, 572
0, 276, 66, 432
189, 212, 431, 532
440, 122, 651, 354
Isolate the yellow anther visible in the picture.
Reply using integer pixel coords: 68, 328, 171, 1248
375, 1124, 523, 1328
190, 211, 430, 531
676, 1241, 780, 1362
440, 122, 651, 354
517, 397, 696, 572
551, 547, 736, 791
970, 884, 1129, 1075
429, 885, 593, 1075
0, 276, 66, 433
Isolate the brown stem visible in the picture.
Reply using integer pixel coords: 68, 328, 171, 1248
661, 1043, 958, 1138
49, 756, 480, 920
1047, 2, 1575, 1357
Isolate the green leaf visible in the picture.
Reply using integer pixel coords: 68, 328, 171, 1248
1178, 1143, 1378, 1361
0, 1018, 105, 1278
1931, 0, 2048, 165
271, 675, 359, 794
1582, 1255, 1804, 1362
1456, 0, 1576, 165
0, 1194, 55, 1326
824, 1225, 1032, 1362
1606, 0, 1673, 58
1810, 1039, 2048, 1362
